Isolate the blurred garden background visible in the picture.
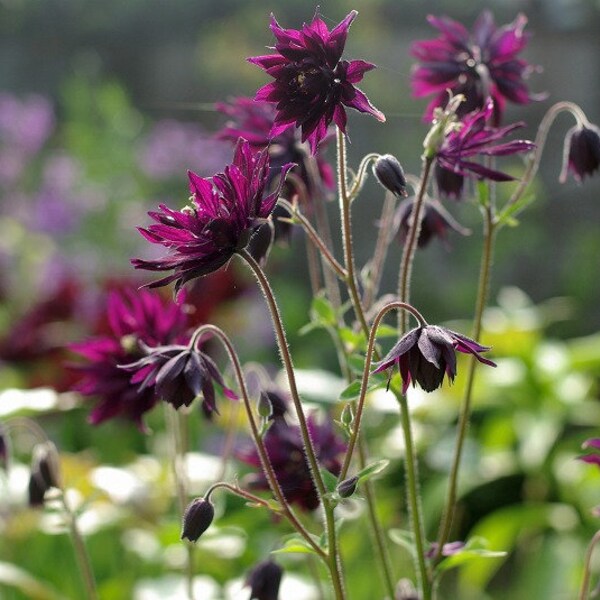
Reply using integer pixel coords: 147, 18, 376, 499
1, 0, 600, 598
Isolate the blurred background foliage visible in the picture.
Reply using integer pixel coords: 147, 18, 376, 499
1, 0, 600, 598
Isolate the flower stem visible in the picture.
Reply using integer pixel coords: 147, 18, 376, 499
58, 490, 98, 600
397, 156, 434, 331
435, 204, 496, 557
164, 405, 195, 600
579, 529, 600, 600
192, 324, 325, 559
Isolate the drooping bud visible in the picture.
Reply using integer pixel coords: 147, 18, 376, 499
257, 392, 273, 419
28, 441, 61, 507
245, 559, 283, 600
373, 154, 408, 198
560, 123, 600, 183
181, 497, 214, 542
336, 475, 359, 499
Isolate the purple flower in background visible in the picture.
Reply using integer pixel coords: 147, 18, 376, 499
578, 438, 600, 468
70, 288, 189, 428
435, 99, 535, 183
132, 139, 293, 297
434, 162, 466, 200
393, 197, 470, 248
373, 324, 496, 394
239, 402, 346, 511
245, 560, 283, 600
248, 10, 385, 154
138, 119, 231, 180
559, 123, 600, 183
411, 11, 544, 124
121, 341, 237, 417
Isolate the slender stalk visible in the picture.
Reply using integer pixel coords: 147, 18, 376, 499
59, 491, 98, 600
336, 128, 371, 339
348, 152, 380, 200
164, 405, 195, 600
192, 324, 325, 558
204, 481, 274, 510
234, 252, 346, 598
397, 157, 434, 331
579, 530, 600, 600
435, 205, 496, 557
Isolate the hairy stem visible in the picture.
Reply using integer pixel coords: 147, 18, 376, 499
579, 530, 600, 600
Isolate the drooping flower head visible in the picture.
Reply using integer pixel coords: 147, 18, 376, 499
373, 324, 496, 394
559, 123, 600, 183
245, 560, 283, 600
132, 139, 293, 298
70, 288, 189, 427
433, 98, 535, 186
411, 10, 544, 124
238, 393, 346, 511
393, 197, 470, 249
121, 340, 237, 418
248, 10, 385, 154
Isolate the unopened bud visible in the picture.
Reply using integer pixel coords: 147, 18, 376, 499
373, 154, 408, 197
245, 559, 283, 600
340, 404, 354, 428
337, 475, 359, 498
257, 392, 273, 419
28, 441, 61, 507
181, 497, 214, 542
0, 424, 9, 472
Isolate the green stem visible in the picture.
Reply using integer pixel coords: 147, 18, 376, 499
579, 530, 600, 600
59, 491, 98, 600
435, 205, 496, 557
192, 324, 325, 559
336, 128, 371, 339
397, 157, 434, 331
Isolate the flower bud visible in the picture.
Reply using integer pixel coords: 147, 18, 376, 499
373, 154, 408, 198
257, 392, 273, 419
28, 441, 61, 507
0, 424, 9, 472
181, 497, 214, 542
340, 403, 354, 428
245, 559, 283, 600
560, 123, 600, 183
336, 475, 359, 498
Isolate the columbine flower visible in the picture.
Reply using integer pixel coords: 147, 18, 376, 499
435, 99, 535, 183
181, 497, 214, 542
132, 139, 293, 297
70, 288, 189, 427
238, 400, 346, 511
393, 197, 470, 248
121, 342, 237, 417
411, 11, 544, 124
245, 560, 283, 600
578, 438, 600, 468
559, 123, 600, 183
434, 162, 466, 199
373, 324, 496, 393
248, 10, 385, 154
28, 442, 61, 507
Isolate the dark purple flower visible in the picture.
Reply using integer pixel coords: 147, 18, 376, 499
28, 442, 61, 507
411, 11, 544, 124
248, 10, 385, 154
238, 407, 346, 511
181, 497, 215, 542
245, 560, 283, 600
70, 288, 189, 428
435, 99, 535, 183
0, 424, 9, 472
216, 97, 336, 201
559, 123, 600, 183
121, 342, 237, 417
373, 325, 496, 394
132, 139, 293, 297
434, 163, 466, 199
393, 197, 470, 248
578, 438, 600, 468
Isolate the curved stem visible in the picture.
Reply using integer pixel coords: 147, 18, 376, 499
278, 198, 347, 280
204, 482, 273, 510
192, 324, 325, 559
435, 205, 496, 557
579, 530, 600, 600
397, 157, 434, 331
59, 491, 98, 600
503, 101, 589, 216
339, 300, 427, 481
348, 152, 380, 199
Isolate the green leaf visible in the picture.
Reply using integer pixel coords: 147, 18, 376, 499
355, 459, 390, 483
339, 380, 362, 400
435, 537, 507, 574
476, 180, 490, 208
271, 537, 319, 556
497, 194, 535, 227
320, 468, 339, 495
311, 295, 337, 326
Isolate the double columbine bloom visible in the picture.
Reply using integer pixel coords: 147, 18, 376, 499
132, 139, 293, 297
248, 10, 385, 154
411, 10, 544, 123
374, 325, 496, 394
